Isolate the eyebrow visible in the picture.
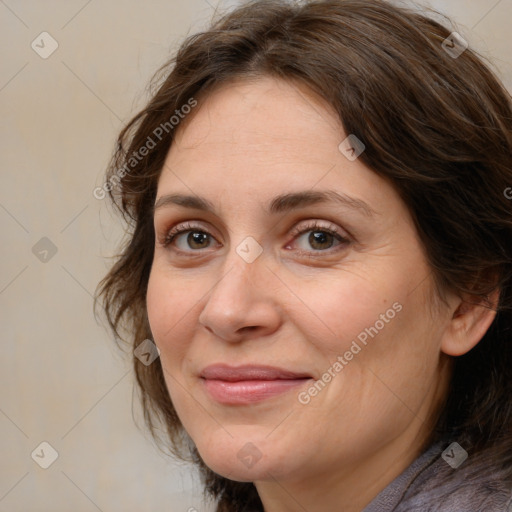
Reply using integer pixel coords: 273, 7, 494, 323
153, 190, 376, 217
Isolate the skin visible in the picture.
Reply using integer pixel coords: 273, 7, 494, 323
146, 76, 497, 512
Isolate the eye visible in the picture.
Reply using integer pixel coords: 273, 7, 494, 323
287, 221, 349, 255
161, 221, 219, 252
159, 219, 350, 257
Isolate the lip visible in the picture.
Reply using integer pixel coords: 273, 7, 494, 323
200, 364, 312, 405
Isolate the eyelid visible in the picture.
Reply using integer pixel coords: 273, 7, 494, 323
288, 219, 348, 240
159, 220, 218, 247
284, 220, 351, 257
158, 218, 351, 254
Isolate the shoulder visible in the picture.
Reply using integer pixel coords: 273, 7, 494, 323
364, 440, 512, 512
397, 482, 512, 511
395, 442, 512, 512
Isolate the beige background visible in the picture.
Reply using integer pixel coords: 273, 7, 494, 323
1, 1, 510, 511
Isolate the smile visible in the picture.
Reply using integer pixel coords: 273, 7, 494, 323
200, 364, 312, 405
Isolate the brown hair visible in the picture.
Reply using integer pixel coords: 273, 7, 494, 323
95, 1, 512, 510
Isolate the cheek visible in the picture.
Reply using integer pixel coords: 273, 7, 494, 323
290, 269, 406, 357
146, 266, 202, 363
297, 262, 440, 407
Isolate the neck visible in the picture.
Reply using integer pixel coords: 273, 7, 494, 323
255, 428, 428, 512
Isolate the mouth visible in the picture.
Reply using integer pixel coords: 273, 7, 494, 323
199, 364, 313, 405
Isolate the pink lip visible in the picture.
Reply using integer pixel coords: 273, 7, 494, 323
200, 364, 312, 405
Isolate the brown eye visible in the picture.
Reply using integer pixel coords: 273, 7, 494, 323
185, 231, 211, 249
307, 231, 336, 250
289, 222, 349, 254
165, 230, 214, 250
161, 221, 219, 252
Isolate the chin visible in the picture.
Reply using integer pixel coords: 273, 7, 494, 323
194, 433, 294, 483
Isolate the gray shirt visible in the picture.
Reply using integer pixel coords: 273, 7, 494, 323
363, 441, 512, 512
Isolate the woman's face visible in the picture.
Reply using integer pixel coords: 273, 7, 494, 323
147, 76, 453, 486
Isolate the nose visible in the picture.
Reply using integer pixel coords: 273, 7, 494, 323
198, 250, 282, 343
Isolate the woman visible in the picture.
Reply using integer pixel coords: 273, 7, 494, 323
96, 0, 512, 510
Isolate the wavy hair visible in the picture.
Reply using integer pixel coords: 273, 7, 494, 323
95, 1, 512, 510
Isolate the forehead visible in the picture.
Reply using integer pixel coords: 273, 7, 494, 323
155, 76, 398, 223
166, 76, 344, 172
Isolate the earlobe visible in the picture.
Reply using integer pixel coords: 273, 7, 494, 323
441, 289, 500, 357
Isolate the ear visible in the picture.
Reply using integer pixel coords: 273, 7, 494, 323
441, 288, 500, 357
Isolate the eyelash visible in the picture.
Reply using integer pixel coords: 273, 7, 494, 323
161, 220, 350, 257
